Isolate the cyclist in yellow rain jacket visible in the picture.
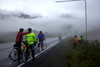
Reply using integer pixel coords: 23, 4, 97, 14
58, 33, 61, 41
26, 28, 37, 60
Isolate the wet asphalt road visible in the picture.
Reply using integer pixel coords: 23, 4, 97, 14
0, 37, 66, 67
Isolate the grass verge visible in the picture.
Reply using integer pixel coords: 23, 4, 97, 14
66, 39, 100, 67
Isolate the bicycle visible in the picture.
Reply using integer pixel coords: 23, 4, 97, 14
24, 45, 33, 61
8, 42, 27, 62
35, 40, 47, 52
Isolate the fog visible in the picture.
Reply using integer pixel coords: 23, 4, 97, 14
0, 0, 100, 36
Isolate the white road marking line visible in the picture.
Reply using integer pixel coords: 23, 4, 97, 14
17, 63, 25, 67
17, 41, 59, 67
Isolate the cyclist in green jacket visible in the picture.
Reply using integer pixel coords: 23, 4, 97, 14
25, 28, 37, 61
79, 35, 85, 45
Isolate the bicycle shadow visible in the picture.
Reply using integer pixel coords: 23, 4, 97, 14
9, 60, 24, 67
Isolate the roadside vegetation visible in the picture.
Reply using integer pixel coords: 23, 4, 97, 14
0, 40, 6, 43
43, 38, 100, 67
66, 39, 100, 67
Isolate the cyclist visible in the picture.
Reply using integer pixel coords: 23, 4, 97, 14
25, 28, 37, 61
72, 35, 77, 47
58, 33, 61, 41
37, 31, 45, 50
15, 28, 29, 62
79, 35, 85, 45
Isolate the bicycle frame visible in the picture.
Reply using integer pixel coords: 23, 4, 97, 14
36, 41, 47, 52
9, 41, 27, 62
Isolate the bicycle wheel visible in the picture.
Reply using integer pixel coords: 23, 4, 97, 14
42, 42, 47, 50
21, 49, 26, 62
24, 48, 31, 61
9, 48, 18, 61
21, 45, 27, 62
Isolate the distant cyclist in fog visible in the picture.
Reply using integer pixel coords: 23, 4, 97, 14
79, 35, 85, 45
58, 33, 61, 41
37, 31, 45, 50
72, 35, 77, 47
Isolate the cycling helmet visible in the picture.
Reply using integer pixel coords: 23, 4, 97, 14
20, 28, 24, 30
39, 31, 42, 34
81, 35, 83, 37
19, 28, 24, 31
75, 35, 77, 37
28, 28, 32, 32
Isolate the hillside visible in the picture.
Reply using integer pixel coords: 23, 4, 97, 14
0, 28, 100, 42
59, 14, 75, 19
0, 30, 54, 42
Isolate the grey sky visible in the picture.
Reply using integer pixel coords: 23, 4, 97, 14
0, 0, 100, 36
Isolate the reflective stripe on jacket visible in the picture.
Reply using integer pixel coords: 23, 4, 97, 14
26, 33, 37, 45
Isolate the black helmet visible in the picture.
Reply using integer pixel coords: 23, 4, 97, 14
75, 35, 77, 37
81, 35, 83, 37
28, 28, 32, 32
39, 31, 42, 34
19, 28, 24, 31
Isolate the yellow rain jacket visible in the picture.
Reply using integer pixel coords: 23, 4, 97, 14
26, 33, 37, 45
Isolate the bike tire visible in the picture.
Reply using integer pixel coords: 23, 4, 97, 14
9, 48, 18, 61
42, 42, 47, 50
21, 44, 27, 62
24, 49, 31, 62
21, 49, 26, 62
